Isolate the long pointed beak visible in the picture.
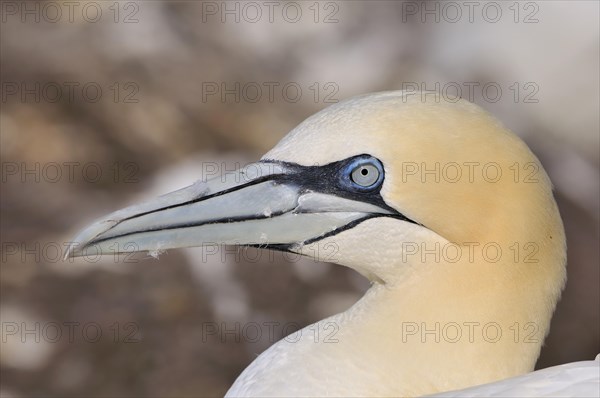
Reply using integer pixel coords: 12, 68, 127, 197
66, 161, 394, 258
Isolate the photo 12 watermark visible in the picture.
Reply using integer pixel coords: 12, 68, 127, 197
201, 321, 339, 344
401, 1, 540, 24
400, 241, 540, 264
1, 1, 140, 24
201, 81, 339, 104
200, 1, 340, 24
399, 161, 540, 184
1, 321, 142, 344
400, 321, 540, 344
1, 162, 140, 184
1, 81, 140, 104
401, 81, 539, 104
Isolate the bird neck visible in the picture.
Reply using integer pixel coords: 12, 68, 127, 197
328, 229, 566, 395
297, 258, 535, 395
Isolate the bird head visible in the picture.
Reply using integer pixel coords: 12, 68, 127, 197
67, 91, 565, 293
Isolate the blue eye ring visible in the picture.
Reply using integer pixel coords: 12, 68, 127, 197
339, 156, 385, 192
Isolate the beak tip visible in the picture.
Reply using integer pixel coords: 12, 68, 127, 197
63, 243, 79, 260
64, 238, 88, 259
66, 218, 120, 260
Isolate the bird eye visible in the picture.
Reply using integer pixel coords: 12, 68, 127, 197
351, 164, 380, 187
341, 156, 384, 192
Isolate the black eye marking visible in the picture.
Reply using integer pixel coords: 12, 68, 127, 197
254, 154, 421, 251
263, 154, 404, 217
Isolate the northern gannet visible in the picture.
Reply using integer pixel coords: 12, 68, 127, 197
66, 91, 599, 397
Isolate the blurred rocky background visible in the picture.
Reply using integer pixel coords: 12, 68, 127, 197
1, 1, 598, 397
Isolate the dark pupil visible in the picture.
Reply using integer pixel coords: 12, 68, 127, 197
361, 168, 368, 176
